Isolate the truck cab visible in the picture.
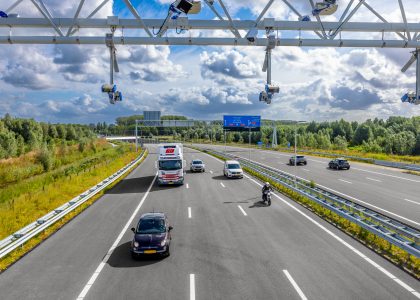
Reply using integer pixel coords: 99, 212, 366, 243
157, 144, 186, 185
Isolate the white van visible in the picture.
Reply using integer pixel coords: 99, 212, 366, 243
223, 160, 243, 179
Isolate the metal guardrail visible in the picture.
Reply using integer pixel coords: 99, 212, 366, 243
0, 150, 147, 259
199, 147, 420, 258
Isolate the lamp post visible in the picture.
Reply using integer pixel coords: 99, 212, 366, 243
293, 121, 307, 187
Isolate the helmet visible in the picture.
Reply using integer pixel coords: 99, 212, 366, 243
265, 182, 270, 186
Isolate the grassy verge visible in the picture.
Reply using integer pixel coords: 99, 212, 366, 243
196, 147, 420, 279
0, 148, 148, 272
403, 170, 420, 177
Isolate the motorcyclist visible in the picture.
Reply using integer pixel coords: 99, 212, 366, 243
262, 182, 273, 202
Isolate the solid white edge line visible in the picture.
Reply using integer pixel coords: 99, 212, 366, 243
190, 274, 196, 300
338, 179, 352, 184
76, 173, 158, 300
283, 270, 308, 300
238, 205, 247, 216
404, 199, 420, 206
366, 177, 382, 182
188, 207, 192, 219
220, 182, 225, 188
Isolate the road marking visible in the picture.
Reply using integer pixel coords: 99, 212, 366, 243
366, 177, 382, 183
302, 168, 310, 172
77, 174, 157, 300
226, 154, 420, 227
308, 159, 325, 164
188, 207, 192, 219
353, 167, 420, 183
210, 170, 213, 174
283, 270, 308, 300
246, 177, 419, 299
339, 179, 352, 184
220, 182, 225, 188
404, 198, 420, 206
186, 183, 189, 189
238, 205, 247, 216
190, 274, 196, 300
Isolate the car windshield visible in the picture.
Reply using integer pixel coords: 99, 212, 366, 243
192, 160, 202, 165
159, 160, 182, 171
228, 164, 241, 169
338, 160, 348, 164
297, 156, 304, 159
137, 218, 166, 234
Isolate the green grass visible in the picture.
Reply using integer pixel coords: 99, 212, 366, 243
0, 143, 139, 240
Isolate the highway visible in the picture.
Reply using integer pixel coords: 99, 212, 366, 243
0, 145, 419, 300
198, 144, 420, 229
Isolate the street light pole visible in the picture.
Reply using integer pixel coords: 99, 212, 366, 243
249, 127, 251, 161
294, 124, 297, 186
135, 120, 138, 152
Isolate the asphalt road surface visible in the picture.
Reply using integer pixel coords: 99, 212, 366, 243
197, 144, 420, 229
0, 145, 419, 300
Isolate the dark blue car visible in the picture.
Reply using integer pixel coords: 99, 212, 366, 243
131, 212, 173, 258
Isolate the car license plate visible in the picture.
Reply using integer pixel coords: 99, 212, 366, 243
144, 250, 156, 254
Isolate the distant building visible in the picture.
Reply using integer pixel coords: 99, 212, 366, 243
143, 111, 161, 126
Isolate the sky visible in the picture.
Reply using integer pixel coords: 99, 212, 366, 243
0, 0, 419, 124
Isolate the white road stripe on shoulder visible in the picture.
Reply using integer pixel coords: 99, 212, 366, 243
404, 199, 420, 206
283, 270, 308, 300
238, 205, 247, 216
366, 177, 382, 183
353, 167, 420, 183
77, 173, 157, 300
339, 179, 352, 184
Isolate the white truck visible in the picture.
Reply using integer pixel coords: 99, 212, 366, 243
156, 143, 186, 185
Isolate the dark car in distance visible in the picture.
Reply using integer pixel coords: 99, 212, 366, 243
131, 212, 173, 258
289, 155, 307, 166
328, 158, 350, 170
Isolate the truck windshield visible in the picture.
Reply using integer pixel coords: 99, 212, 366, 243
159, 160, 182, 171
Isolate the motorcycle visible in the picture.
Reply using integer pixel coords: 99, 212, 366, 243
262, 190, 272, 206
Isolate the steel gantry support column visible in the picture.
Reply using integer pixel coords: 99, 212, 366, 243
417, 49, 420, 104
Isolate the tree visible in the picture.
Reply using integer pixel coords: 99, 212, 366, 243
333, 135, 348, 150
353, 124, 373, 145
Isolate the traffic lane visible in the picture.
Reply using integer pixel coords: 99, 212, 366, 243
207, 144, 420, 226
184, 150, 302, 299
0, 151, 157, 300
199, 150, 420, 299
86, 149, 301, 300
207, 143, 420, 183
246, 152, 420, 226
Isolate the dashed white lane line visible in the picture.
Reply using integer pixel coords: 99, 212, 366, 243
308, 159, 325, 164
366, 177, 382, 183
238, 205, 247, 216
77, 174, 157, 300
339, 179, 352, 184
220, 182, 225, 188
283, 270, 308, 300
186, 183, 189, 189
210, 170, 213, 174
404, 198, 420, 206
190, 274, 196, 300
188, 207, 192, 219
302, 168, 310, 172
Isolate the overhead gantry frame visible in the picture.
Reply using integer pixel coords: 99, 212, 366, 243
0, 0, 419, 104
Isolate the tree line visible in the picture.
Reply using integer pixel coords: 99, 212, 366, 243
94, 115, 420, 156
0, 114, 95, 159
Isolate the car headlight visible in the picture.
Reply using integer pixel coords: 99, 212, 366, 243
134, 241, 139, 248
160, 240, 166, 247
